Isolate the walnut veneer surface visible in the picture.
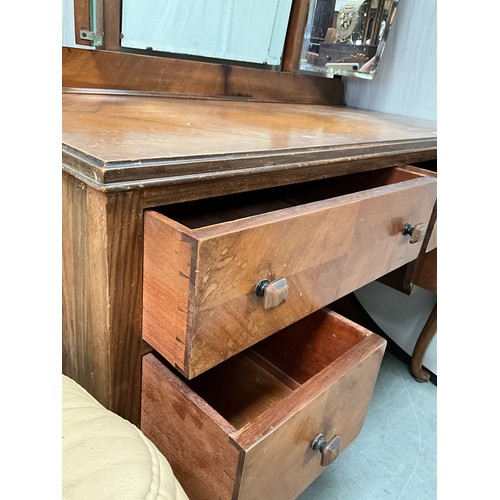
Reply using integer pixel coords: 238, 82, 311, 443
62, 90, 437, 424
62, 92, 437, 193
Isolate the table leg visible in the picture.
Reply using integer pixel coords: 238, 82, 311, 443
411, 304, 437, 382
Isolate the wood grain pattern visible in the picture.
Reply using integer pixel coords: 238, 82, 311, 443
103, 0, 121, 51
142, 214, 196, 373
188, 354, 294, 430
72, 0, 91, 46
61, 91, 437, 192
413, 248, 437, 293
378, 178, 437, 295
143, 169, 436, 378
62, 47, 344, 105
407, 199, 437, 293
61, 92, 435, 164
233, 310, 386, 445
404, 165, 437, 253
426, 222, 437, 252
409, 199, 437, 293
62, 172, 145, 423
377, 240, 437, 294
141, 309, 386, 500
61, 80, 438, 436
252, 309, 368, 384
237, 335, 385, 499
411, 304, 437, 382
281, 0, 310, 72
141, 353, 241, 500
63, 172, 108, 396
105, 190, 145, 419
140, 150, 437, 208
373, 167, 437, 382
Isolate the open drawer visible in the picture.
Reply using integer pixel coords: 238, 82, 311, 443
141, 308, 387, 500
143, 166, 435, 378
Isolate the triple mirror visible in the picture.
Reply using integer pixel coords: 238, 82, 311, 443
81, 0, 399, 79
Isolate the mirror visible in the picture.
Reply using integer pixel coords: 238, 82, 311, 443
120, 0, 294, 67
299, 0, 400, 80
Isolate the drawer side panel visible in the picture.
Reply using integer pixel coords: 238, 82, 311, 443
143, 211, 196, 373
141, 353, 242, 500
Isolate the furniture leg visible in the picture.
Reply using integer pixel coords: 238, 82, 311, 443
411, 304, 437, 382
62, 172, 145, 424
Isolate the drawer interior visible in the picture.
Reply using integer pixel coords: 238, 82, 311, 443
182, 309, 370, 430
154, 166, 424, 229
141, 309, 385, 500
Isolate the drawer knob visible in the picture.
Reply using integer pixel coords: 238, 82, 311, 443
311, 434, 341, 467
255, 278, 288, 310
402, 223, 425, 244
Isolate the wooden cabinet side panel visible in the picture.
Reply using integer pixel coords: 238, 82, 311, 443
237, 341, 386, 500
105, 190, 145, 421
63, 172, 111, 404
141, 354, 242, 500
62, 172, 145, 423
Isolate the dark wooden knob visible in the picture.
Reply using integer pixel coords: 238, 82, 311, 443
311, 434, 341, 467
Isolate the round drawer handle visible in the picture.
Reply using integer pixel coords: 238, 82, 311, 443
402, 222, 425, 244
255, 277, 288, 310
311, 434, 341, 467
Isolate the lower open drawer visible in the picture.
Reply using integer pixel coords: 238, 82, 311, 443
141, 309, 386, 499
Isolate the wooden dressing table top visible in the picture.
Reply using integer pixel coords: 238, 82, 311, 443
62, 92, 437, 193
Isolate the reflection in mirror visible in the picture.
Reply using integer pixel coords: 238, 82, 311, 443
299, 0, 400, 80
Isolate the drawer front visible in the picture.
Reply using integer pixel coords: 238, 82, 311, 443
141, 309, 386, 500
143, 172, 435, 378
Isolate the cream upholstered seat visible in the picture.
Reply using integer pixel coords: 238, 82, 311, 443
62, 375, 188, 499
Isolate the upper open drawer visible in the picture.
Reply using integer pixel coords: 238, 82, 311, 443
143, 166, 436, 378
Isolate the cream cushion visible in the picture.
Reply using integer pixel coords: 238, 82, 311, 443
62, 375, 189, 499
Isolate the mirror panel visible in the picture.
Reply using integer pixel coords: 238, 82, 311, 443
120, 0, 293, 67
299, 0, 400, 80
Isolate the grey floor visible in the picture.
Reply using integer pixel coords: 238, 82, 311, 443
299, 350, 437, 500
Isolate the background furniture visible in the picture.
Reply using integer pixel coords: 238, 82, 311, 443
62, 374, 188, 499
378, 169, 437, 381
334, 205, 437, 383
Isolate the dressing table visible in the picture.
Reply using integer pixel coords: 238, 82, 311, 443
62, 46, 437, 499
